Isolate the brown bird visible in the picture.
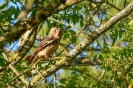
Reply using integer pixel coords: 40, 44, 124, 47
25, 27, 63, 65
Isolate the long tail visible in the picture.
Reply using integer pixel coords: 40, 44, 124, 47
25, 53, 38, 65
25, 55, 32, 65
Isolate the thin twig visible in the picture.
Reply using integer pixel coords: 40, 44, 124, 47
10, 67, 34, 82
48, 17, 87, 35
54, 73, 56, 88
98, 69, 106, 81
34, 67, 46, 80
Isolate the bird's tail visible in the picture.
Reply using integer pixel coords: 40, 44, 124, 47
25, 55, 32, 65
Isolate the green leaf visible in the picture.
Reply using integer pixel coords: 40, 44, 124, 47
80, 19, 84, 28
79, 15, 84, 27
69, 30, 76, 43
106, 65, 112, 71
96, 54, 104, 61
13, 7, 20, 19
71, 36, 76, 43
69, 79, 77, 84
110, 28, 118, 39
72, 14, 79, 25
128, 20, 133, 26
59, 78, 67, 84
0, 2, 8, 10
128, 73, 133, 79
66, 16, 70, 23
31, 8, 38, 17
71, 75, 78, 80
69, 30, 76, 35
71, 71, 76, 75
58, 85, 65, 88
0, 58, 6, 66
63, 33, 69, 40
118, 28, 123, 38
0, 30, 3, 35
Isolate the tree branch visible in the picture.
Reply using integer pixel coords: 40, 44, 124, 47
72, 58, 101, 66
0, 26, 37, 72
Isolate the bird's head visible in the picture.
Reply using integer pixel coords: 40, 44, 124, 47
49, 27, 63, 39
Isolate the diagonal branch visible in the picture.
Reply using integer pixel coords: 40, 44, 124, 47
0, 26, 37, 72
30, 1, 133, 86
48, 17, 87, 35
17, 0, 35, 23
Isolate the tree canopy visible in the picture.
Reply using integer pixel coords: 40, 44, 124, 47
0, 0, 133, 88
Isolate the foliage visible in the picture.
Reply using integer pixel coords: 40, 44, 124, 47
0, 0, 133, 88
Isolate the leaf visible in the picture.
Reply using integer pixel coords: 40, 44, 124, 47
31, 8, 38, 17
80, 19, 84, 28
59, 78, 67, 84
128, 20, 133, 25
110, 28, 118, 39
69, 79, 77, 84
58, 85, 65, 88
96, 54, 104, 61
0, 58, 6, 66
63, 33, 69, 40
71, 36, 76, 43
71, 71, 76, 75
66, 16, 70, 23
71, 75, 78, 80
0, 2, 8, 10
106, 65, 112, 71
79, 15, 84, 27
13, 7, 20, 19
118, 28, 123, 38
69, 30, 76, 35
69, 30, 76, 43
72, 14, 79, 25
128, 73, 133, 79
0, 30, 3, 35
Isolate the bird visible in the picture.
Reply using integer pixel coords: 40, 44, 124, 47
25, 27, 63, 65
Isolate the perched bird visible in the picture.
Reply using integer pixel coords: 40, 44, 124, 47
25, 27, 63, 65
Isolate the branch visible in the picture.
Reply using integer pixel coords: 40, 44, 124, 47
48, 17, 87, 35
105, 1, 132, 20
0, 26, 37, 72
30, 1, 133, 87
17, 0, 35, 23
72, 58, 101, 66
128, 80, 133, 88
98, 69, 106, 81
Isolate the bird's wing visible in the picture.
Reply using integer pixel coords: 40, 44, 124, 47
26, 37, 57, 63
34, 37, 57, 54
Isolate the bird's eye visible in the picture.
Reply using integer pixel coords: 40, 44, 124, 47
56, 29, 58, 33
